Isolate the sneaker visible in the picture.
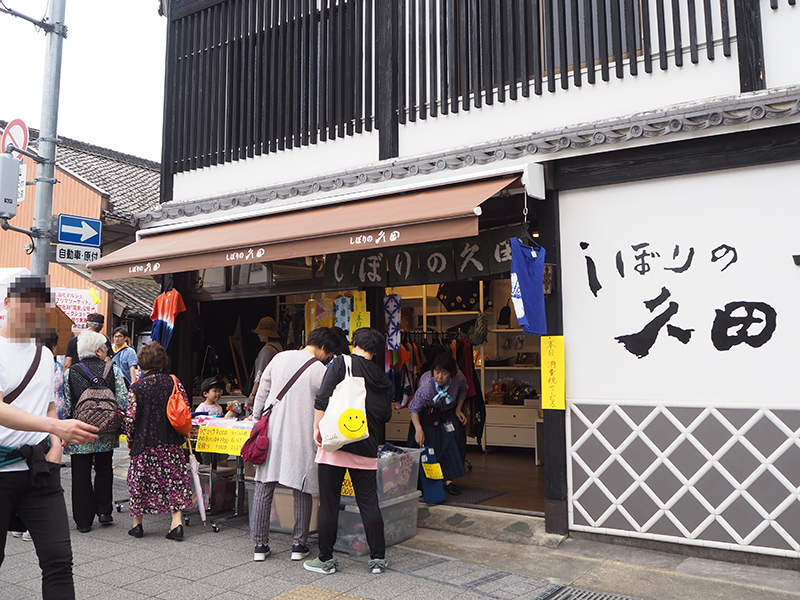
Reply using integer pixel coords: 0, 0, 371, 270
303, 557, 338, 574
290, 544, 310, 561
21, 531, 32, 542
367, 558, 387, 574
253, 544, 270, 562
10, 531, 23, 538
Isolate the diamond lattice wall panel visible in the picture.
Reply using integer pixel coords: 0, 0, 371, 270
567, 401, 800, 558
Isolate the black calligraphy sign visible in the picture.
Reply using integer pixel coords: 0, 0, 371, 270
419, 242, 456, 283
386, 246, 423, 286
486, 227, 515, 275
454, 237, 490, 280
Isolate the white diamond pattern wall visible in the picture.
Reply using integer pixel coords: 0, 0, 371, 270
568, 402, 800, 557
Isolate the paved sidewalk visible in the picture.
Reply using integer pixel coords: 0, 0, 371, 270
3, 460, 799, 600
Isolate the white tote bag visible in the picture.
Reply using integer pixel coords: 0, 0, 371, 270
318, 355, 369, 452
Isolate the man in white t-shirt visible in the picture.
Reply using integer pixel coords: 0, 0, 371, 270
0, 275, 99, 600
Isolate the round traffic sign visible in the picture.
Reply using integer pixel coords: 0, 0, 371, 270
1, 119, 29, 161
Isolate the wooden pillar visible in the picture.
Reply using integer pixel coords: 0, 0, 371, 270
375, 0, 399, 159
536, 183, 569, 536
733, 0, 766, 93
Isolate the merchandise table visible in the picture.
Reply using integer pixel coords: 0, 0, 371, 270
192, 416, 254, 532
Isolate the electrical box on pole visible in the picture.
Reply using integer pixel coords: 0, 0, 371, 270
0, 154, 20, 219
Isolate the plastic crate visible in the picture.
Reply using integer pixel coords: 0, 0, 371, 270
341, 446, 421, 505
334, 490, 421, 556
246, 483, 319, 534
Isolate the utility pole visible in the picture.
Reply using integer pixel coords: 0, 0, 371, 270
30, 0, 67, 276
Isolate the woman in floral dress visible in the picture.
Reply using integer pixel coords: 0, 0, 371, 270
125, 342, 192, 541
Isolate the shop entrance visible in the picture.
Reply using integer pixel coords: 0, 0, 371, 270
382, 280, 546, 514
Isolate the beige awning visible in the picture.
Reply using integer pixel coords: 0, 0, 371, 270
89, 176, 517, 281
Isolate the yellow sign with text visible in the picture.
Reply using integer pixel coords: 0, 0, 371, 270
195, 426, 252, 456
353, 291, 367, 313
422, 462, 443, 480
541, 336, 565, 410
349, 310, 370, 341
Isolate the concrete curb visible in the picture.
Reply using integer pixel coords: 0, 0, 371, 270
417, 503, 566, 548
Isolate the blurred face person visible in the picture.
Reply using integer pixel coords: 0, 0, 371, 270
2, 294, 46, 339
112, 331, 125, 346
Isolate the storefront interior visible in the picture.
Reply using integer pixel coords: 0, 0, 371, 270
187, 270, 548, 515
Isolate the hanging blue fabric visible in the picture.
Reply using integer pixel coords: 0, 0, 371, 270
510, 237, 547, 335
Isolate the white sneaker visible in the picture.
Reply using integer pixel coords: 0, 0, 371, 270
22, 531, 32, 541
253, 544, 270, 561
10, 531, 23, 538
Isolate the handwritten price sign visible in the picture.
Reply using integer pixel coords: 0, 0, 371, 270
541, 335, 565, 411
195, 426, 252, 455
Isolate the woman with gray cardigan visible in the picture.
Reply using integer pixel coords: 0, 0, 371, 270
249, 327, 340, 562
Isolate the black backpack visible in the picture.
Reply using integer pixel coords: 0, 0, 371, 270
72, 362, 122, 435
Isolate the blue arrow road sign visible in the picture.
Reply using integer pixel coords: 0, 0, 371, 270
57, 214, 102, 247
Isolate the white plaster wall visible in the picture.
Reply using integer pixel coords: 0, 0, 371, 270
761, 4, 800, 89
559, 161, 800, 406
398, 51, 740, 158
172, 129, 380, 203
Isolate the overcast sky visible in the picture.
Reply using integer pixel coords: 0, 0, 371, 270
0, 1, 167, 162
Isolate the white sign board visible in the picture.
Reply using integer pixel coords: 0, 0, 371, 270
55, 243, 101, 266
53, 288, 96, 329
17, 163, 26, 203
559, 162, 800, 406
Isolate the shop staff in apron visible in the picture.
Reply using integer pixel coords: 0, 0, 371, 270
407, 352, 469, 496
0, 275, 99, 600
247, 316, 282, 407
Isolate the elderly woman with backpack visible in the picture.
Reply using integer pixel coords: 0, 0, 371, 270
125, 341, 193, 541
62, 330, 128, 533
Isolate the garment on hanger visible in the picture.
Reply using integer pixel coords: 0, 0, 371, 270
315, 298, 335, 328
305, 300, 316, 341
384, 294, 402, 350
334, 296, 353, 332
510, 238, 547, 335
150, 289, 187, 349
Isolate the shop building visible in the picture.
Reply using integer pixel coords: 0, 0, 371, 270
91, 0, 800, 559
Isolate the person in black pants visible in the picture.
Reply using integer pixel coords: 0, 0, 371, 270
0, 275, 99, 600
62, 330, 128, 532
305, 328, 394, 575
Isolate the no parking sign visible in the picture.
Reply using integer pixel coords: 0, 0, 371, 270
1, 119, 28, 159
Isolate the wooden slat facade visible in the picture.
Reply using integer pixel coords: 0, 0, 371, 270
163, 0, 745, 183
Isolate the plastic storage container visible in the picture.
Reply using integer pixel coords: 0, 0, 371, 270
245, 483, 319, 534
334, 490, 421, 556
341, 445, 421, 505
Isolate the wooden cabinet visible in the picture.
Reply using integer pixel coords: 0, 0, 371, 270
484, 405, 543, 463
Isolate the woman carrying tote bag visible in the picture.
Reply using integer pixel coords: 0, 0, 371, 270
305, 328, 394, 576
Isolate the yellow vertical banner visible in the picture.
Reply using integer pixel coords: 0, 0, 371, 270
353, 291, 367, 313
349, 311, 370, 341
541, 336, 565, 410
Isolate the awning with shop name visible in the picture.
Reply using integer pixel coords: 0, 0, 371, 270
88, 176, 518, 281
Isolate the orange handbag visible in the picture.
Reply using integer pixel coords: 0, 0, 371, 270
167, 375, 192, 436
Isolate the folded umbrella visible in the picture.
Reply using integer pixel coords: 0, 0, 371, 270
186, 441, 207, 524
